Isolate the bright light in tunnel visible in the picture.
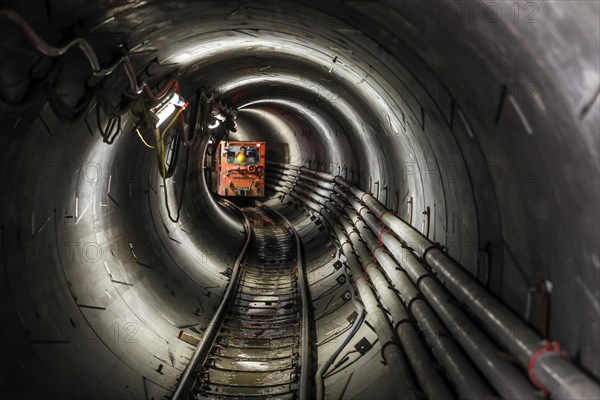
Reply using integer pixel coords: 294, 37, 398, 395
239, 98, 344, 165
186, 30, 411, 178
172, 52, 192, 63
164, 32, 409, 162
236, 107, 296, 144
153, 92, 185, 127
155, 103, 176, 126
168, 40, 226, 64
232, 78, 378, 173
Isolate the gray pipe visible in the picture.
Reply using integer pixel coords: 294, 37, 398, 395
346, 183, 600, 400
267, 171, 297, 183
334, 210, 495, 399
269, 164, 300, 177
298, 174, 336, 191
342, 216, 455, 400
295, 179, 493, 399
329, 220, 421, 400
266, 178, 294, 190
271, 163, 600, 399
300, 166, 336, 182
265, 183, 291, 194
291, 191, 323, 215
267, 172, 297, 186
348, 203, 538, 399
296, 179, 334, 200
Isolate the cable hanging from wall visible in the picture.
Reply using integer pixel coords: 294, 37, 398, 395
0, 8, 238, 224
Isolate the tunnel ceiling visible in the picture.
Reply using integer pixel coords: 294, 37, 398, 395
0, 0, 598, 399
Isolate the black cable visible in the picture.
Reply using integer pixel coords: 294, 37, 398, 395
43, 62, 107, 123
164, 145, 191, 223
0, 58, 58, 112
45, 84, 97, 122
95, 103, 123, 144
165, 129, 181, 179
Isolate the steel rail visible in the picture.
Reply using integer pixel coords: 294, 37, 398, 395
171, 199, 252, 400
258, 201, 312, 399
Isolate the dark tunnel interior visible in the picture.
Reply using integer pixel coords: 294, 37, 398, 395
0, 1, 598, 399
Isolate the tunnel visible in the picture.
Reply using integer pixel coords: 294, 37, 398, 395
0, 1, 599, 399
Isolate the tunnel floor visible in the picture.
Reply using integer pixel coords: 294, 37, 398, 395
189, 206, 304, 399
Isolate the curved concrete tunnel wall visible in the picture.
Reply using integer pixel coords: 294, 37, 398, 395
0, 1, 598, 399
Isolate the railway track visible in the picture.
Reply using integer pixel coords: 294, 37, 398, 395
173, 201, 311, 400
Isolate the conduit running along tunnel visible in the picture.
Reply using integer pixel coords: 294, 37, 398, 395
0, 1, 598, 399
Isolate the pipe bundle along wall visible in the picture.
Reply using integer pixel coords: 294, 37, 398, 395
267, 162, 600, 400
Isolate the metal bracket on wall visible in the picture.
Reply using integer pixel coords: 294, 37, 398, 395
422, 206, 430, 238
354, 337, 372, 356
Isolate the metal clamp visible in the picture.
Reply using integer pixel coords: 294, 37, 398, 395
528, 340, 565, 397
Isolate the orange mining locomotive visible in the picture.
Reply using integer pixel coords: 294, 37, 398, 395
212, 141, 266, 197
